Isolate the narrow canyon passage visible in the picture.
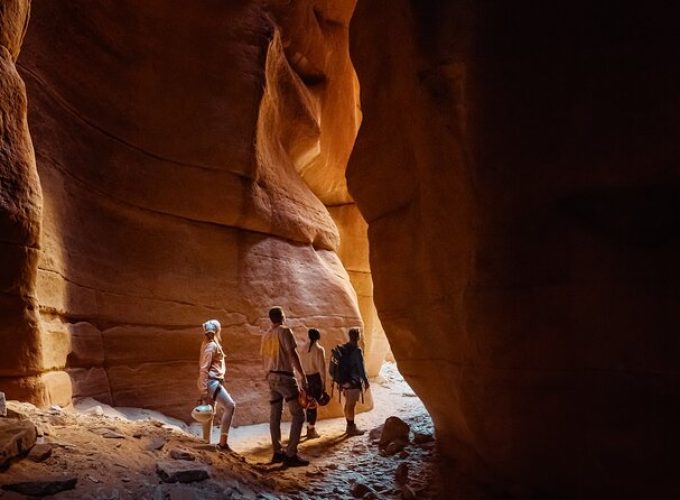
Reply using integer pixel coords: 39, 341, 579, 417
1, 1, 679, 499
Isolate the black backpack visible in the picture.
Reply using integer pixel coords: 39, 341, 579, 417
328, 344, 354, 400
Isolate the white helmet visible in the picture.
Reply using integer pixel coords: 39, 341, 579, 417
202, 320, 221, 334
191, 404, 214, 423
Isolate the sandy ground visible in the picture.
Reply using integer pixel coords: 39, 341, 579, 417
0, 363, 441, 499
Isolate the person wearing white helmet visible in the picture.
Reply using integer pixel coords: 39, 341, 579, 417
197, 319, 236, 451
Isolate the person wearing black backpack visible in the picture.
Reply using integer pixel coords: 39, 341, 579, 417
329, 327, 370, 436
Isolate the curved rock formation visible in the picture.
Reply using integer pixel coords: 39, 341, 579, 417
0, 0, 45, 404
349, 1, 680, 498
0, 0, 382, 423
3, 0, 676, 497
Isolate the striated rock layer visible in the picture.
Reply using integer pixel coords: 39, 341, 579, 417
0, 0, 382, 424
349, 1, 680, 498
0, 0, 45, 403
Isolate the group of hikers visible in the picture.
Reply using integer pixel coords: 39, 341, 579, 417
196, 306, 370, 467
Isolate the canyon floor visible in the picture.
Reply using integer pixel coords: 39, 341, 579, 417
0, 364, 442, 499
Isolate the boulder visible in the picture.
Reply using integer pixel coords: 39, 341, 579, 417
156, 461, 209, 483
0, 417, 37, 468
1, 477, 77, 496
27, 443, 53, 462
413, 432, 434, 445
0, 392, 6, 417
379, 417, 410, 447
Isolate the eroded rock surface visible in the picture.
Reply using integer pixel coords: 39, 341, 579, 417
0, 0, 385, 423
349, 1, 680, 498
0, 0, 44, 406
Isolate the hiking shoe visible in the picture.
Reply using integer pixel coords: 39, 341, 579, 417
271, 451, 286, 463
306, 427, 320, 439
283, 454, 310, 467
346, 424, 366, 436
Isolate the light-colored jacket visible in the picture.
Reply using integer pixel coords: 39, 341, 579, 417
300, 342, 326, 386
197, 339, 225, 395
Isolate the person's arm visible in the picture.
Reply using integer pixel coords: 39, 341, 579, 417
357, 348, 370, 389
292, 348, 308, 390
198, 343, 214, 399
282, 328, 307, 389
319, 347, 327, 388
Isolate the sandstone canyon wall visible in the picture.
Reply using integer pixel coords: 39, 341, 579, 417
0, 0, 386, 424
0, 0, 46, 405
349, 1, 679, 498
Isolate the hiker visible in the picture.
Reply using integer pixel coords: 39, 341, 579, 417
260, 307, 309, 466
197, 319, 236, 451
300, 328, 326, 439
330, 327, 370, 436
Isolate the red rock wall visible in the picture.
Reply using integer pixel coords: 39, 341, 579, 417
0, 0, 48, 404
0, 0, 380, 423
349, 1, 680, 498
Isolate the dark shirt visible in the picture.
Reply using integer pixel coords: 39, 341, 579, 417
342, 342, 369, 389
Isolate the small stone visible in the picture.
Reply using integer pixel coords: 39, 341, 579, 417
87, 405, 104, 417
395, 463, 409, 485
413, 432, 434, 444
351, 482, 371, 498
169, 448, 196, 461
88, 475, 101, 483
384, 440, 407, 456
156, 461, 209, 483
398, 450, 410, 459
95, 486, 120, 500
2, 477, 77, 496
326, 463, 338, 470
102, 431, 126, 439
28, 443, 53, 462
400, 485, 417, 500
379, 417, 410, 448
0, 392, 6, 417
147, 437, 167, 451
352, 443, 369, 454
368, 425, 384, 442
132, 431, 144, 439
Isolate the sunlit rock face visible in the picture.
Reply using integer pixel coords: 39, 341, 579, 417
349, 1, 680, 498
0, 0, 45, 403
0, 0, 382, 423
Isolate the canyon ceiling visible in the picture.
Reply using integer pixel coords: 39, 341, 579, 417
1, 1, 679, 498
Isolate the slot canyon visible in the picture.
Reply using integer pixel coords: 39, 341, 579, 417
1, 1, 679, 499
